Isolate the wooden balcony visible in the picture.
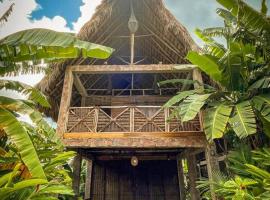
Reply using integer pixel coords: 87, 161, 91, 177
62, 106, 206, 148
66, 106, 202, 133
57, 64, 207, 148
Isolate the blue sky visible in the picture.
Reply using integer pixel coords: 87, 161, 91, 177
30, 0, 84, 29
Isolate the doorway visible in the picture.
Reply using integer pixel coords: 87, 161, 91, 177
89, 160, 180, 200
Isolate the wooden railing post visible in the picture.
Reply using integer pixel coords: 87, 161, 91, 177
94, 107, 99, 132
130, 107, 134, 132
56, 66, 74, 139
165, 108, 170, 132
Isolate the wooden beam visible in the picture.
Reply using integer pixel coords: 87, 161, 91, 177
63, 135, 206, 148
64, 131, 204, 139
73, 74, 88, 97
56, 66, 74, 139
69, 64, 195, 74
72, 153, 82, 199
199, 154, 226, 166
84, 159, 93, 200
177, 154, 186, 200
186, 152, 200, 200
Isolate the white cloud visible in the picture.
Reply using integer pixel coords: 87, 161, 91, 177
72, 0, 102, 33
0, 0, 73, 38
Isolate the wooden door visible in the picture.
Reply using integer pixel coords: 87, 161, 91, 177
89, 160, 180, 200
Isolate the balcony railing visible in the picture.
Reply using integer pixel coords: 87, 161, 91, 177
66, 106, 202, 133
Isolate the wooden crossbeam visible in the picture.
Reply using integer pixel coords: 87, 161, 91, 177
64, 131, 204, 139
69, 64, 196, 74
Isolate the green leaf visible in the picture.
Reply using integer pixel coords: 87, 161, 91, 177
217, 0, 270, 33
163, 90, 197, 108
261, 0, 268, 16
186, 51, 222, 82
229, 101, 257, 138
158, 79, 200, 87
180, 93, 212, 122
252, 95, 270, 122
249, 77, 270, 90
44, 151, 75, 171
0, 28, 114, 62
36, 184, 74, 195
0, 179, 47, 199
245, 164, 270, 180
0, 80, 50, 108
0, 96, 56, 140
0, 107, 46, 179
13, 179, 48, 190
203, 104, 232, 141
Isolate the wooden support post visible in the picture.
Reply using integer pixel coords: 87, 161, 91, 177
165, 108, 170, 132
84, 159, 93, 200
72, 153, 82, 199
205, 143, 220, 200
177, 154, 186, 200
56, 66, 74, 139
130, 107, 134, 132
187, 153, 200, 200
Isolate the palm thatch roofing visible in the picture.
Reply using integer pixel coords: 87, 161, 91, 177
37, 0, 199, 119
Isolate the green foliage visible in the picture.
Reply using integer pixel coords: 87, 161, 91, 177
198, 147, 270, 199
165, 0, 270, 142
0, 108, 46, 179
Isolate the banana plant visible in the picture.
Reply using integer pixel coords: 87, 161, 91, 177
165, 0, 270, 142
0, 123, 76, 200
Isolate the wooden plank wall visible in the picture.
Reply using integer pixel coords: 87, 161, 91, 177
88, 160, 180, 200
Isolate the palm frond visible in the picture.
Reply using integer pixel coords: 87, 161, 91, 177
0, 3, 14, 24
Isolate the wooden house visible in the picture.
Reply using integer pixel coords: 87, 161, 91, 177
38, 0, 219, 199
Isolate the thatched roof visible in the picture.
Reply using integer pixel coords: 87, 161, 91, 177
37, 0, 199, 119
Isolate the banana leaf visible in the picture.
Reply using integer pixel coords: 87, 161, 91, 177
0, 28, 114, 62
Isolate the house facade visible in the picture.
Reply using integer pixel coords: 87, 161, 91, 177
38, 0, 219, 199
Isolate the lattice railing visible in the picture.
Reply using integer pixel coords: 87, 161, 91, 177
67, 106, 202, 133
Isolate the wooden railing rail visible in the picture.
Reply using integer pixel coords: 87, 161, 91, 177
66, 106, 201, 133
